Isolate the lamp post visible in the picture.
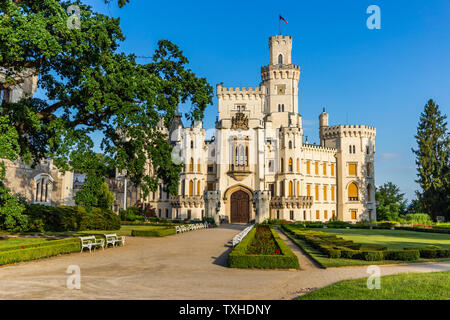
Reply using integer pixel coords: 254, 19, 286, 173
117, 173, 128, 211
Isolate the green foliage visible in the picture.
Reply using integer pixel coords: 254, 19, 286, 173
131, 227, 175, 237
120, 206, 144, 221
383, 249, 420, 261
228, 226, 299, 269
401, 213, 433, 225
24, 205, 120, 231
375, 182, 407, 221
0, 1, 213, 197
412, 99, 449, 220
0, 238, 80, 266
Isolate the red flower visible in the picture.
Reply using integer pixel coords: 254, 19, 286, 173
21, 245, 25, 249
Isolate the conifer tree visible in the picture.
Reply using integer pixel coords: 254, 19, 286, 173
412, 99, 449, 220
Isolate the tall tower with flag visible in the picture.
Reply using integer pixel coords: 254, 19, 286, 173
261, 35, 300, 115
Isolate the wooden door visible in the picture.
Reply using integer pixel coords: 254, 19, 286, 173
230, 191, 250, 223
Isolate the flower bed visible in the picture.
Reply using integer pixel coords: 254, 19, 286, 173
228, 225, 299, 269
281, 224, 448, 261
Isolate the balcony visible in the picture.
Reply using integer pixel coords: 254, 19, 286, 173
270, 196, 313, 209
169, 195, 204, 208
227, 164, 251, 181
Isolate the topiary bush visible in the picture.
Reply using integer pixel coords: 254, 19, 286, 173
24, 205, 120, 231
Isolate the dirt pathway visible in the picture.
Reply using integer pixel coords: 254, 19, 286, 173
0, 225, 448, 300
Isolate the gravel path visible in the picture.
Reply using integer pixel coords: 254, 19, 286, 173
0, 224, 448, 300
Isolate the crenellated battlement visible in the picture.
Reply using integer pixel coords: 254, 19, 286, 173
302, 143, 337, 153
261, 64, 300, 81
216, 84, 266, 99
269, 35, 292, 44
322, 124, 376, 139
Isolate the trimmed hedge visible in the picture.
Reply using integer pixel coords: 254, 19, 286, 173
228, 226, 299, 269
281, 225, 429, 262
24, 205, 121, 232
0, 238, 80, 266
131, 227, 176, 237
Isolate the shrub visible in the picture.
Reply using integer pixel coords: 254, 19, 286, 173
131, 227, 176, 237
0, 238, 80, 266
384, 250, 420, 261
357, 251, 385, 261
338, 247, 359, 259
326, 221, 351, 228
24, 205, 120, 231
402, 213, 433, 225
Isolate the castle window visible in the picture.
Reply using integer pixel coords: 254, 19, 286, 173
332, 210, 336, 218
207, 164, 214, 173
349, 145, 352, 153
351, 210, 357, 220
197, 160, 201, 172
331, 186, 335, 201
297, 158, 300, 172
181, 180, 185, 196
288, 181, 293, 197
348, 182, 359, 201
366, 146, 370, 154
324, 210, 328, 220
289, 141, 292, 149
323, 186, 327, 201
353, 145, 356, 153
306, 184, 311, 197
280, 181, 285, 197
316, 210, 320, 220
323, 163, 327, 175
282, 104, 285, 111
34, 174, 53, 204
366, 163, 371, 176
189, 180, 193, 196
367, 184, 372, 202
315, 162, 319, 175
296, 181, 300, 197
290, 210, 294, 221
191, 140, 194, 148
306, 161, 311, 174
315, 185, 319, 201
197, 181, 201, 196
280, 158, 284, 172
278, 54, 283, 66
348, 163, 357, 176
189, 158, 194, 172
207, 182, 214, 191
288, 158, 293, 172
331, 163, 335, 176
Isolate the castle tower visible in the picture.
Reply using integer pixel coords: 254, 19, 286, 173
319, 108, 329, 146
261, 35, 300, 115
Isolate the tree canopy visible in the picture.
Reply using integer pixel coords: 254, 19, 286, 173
0, 0, 213, 197
375, 182, 407, 221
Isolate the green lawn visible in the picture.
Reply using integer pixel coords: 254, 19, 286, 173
321, 228, 450, 249
298, 271, 450, 300
280, 228, 450, 268
0, 225, 168, 248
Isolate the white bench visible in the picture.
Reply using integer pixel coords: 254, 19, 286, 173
232, 225, 254, 247
176, 226, 182, 233
104, 234, 125, 247
80, 236, 104, 253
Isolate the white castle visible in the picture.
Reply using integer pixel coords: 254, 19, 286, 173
0, 35, 376, 224
151, 35, 377, 224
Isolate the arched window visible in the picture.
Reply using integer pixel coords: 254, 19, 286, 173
197, 181, 201, 196
189, 180, 193, 196
367, 184, 372, 202
189, 158, 194, 172
190, 140, 194, 148
34, 174, 53, 204
297, 158, 300, 172
288, 181, 293, 197
289, 141, 292, 149
245, 146, 249, 165
282, 104, 285, 112
349, 145, 352, 153
348, 182, 359, 201
296, 181, 300, 197
278, 54, 283, 66
288, 158, 293, 172
280, 158, 284, 172
353, 145, 356, 154
239, 145, 244, 165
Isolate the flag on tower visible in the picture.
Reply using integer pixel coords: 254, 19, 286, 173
279, 15, 288, 24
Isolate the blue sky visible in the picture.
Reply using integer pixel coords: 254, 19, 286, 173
61, 0, 449, 201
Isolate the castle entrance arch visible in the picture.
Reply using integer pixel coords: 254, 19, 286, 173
230, 190, 250, 223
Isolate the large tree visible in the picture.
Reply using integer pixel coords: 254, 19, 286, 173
0, 0, 213, 197
412, 99, 449, 220
375, 182, 407, 221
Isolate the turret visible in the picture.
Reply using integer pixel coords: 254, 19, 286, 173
319, 108, 329, 146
